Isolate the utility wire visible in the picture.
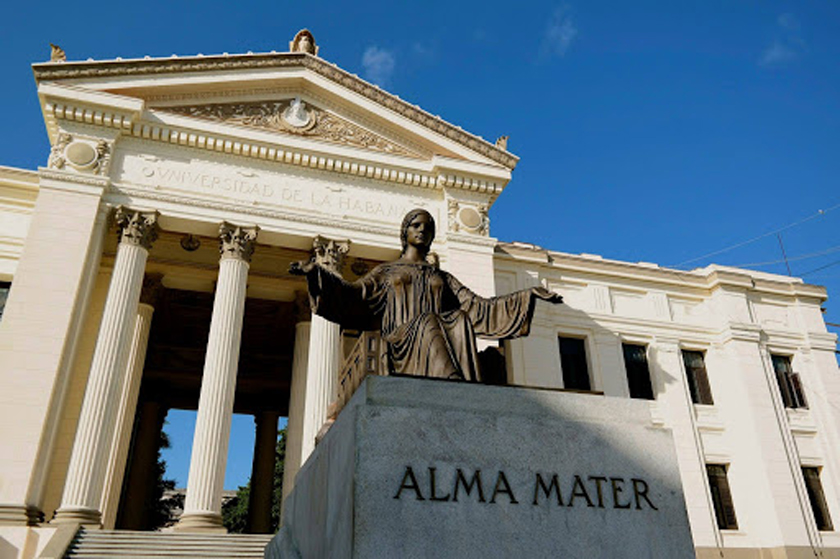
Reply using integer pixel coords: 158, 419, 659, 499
728, 245, 840, 268
801, 258, 840, 277
673, 202, 840, 268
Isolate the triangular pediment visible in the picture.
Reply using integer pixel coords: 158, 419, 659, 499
34, 52, 517, 171
160, 97, 426, 160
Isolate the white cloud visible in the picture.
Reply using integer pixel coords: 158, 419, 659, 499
760, 41, 797, 66
760, 13, 804, 67
777, 13, 800, 32
362, 46, 396, 86
543, 5, 578, 58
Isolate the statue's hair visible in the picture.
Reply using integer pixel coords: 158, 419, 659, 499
400, 209, 435, 254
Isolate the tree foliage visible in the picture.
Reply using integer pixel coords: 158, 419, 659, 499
222, 427, 286, 533
149, 430, 183, 531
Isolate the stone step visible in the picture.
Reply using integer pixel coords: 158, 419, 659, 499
64, 529, 272, 559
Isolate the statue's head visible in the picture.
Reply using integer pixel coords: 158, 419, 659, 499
400, 209, 435, 254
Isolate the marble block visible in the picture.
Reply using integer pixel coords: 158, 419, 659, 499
266, 376, 695, 559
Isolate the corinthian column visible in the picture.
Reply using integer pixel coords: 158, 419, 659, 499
100, 274, 163, 528
177, 222, 258, 532
53, 207, 159, 525
299, 236, 349, 464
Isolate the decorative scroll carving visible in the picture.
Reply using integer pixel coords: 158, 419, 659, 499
114, 207, 160, 250
312, 235, 350, 274
219, 222, 259, 262
476, 203, 490, 236
48, 134, 112, 175
48, 133, 72, 169
447, 199, 460, 232
165, 100, 420, 158
446, 200, 489, 236
93, 140, 112, 175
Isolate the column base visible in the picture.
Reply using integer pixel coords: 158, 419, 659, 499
174, 512, 227, 533
51, 506, 101, 526
0, 504, 43, 526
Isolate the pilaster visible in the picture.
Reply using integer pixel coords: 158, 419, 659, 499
0, 173, 106, 525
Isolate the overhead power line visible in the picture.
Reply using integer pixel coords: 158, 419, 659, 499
801, 258, 840, 277
729, 245, 840, 268
673, 202, 840, 268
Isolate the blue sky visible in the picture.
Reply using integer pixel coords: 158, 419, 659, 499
2, 1, 838, 489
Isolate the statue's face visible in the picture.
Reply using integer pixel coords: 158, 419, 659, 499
405, 213, 434, 250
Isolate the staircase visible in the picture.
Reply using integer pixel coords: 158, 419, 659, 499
63, 528, 273, 558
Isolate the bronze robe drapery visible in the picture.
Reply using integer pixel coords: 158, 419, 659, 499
304, 261, 539, 381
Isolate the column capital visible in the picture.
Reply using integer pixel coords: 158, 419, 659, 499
114, 206, 160, 250
312, 235, 350, 275
219, 222, 259, 262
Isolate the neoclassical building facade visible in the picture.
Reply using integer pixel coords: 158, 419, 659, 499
0, 32, 838, 559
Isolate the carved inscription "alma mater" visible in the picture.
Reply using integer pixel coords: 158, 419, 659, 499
394, 466, 658, 510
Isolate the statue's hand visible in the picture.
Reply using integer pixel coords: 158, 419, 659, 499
289, 260, 316, 276
532, 286, 563, 305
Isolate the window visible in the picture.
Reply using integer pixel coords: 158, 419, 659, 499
771, 355, 808, 409
802, 467, 833, 531
0, 281, 10, 321
707, 464, 738, 530
622, 344, 654, 400
682, 350, 714, 405
558, 337, 590, 391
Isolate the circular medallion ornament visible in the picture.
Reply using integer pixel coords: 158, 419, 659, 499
282, 97, 313, 128
458, 207, 482, 229
64, 141, 97, 168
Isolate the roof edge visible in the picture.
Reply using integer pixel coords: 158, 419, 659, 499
32, 52, 519, 170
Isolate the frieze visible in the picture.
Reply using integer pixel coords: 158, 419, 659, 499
118, 154, 432, 227
163, 98, 421, 159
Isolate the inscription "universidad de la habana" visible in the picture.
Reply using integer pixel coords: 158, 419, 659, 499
394, 466, 658, 510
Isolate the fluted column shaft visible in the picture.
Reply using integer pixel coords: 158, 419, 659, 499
177, 223, 258, 532
100, 301, 155, 529
300, 316, 342, 461
54, 208, 159, 525
297, 235, 349, 467
247, 411, 280, 533
281, 320, 311, 511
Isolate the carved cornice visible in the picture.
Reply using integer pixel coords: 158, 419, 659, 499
164, 99, 422, 159
311, 235, 350, 274
219, 222, 259, 262
46, 101, 504, 197
114, 206, 160, 249
32, 52, 518, 169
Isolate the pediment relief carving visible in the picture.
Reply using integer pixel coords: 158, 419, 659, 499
163, 98, 424, 159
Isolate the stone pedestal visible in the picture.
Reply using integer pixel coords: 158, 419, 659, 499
267, 376, 694, 559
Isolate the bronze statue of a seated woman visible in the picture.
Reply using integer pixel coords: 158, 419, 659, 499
290, 209, 562, 381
